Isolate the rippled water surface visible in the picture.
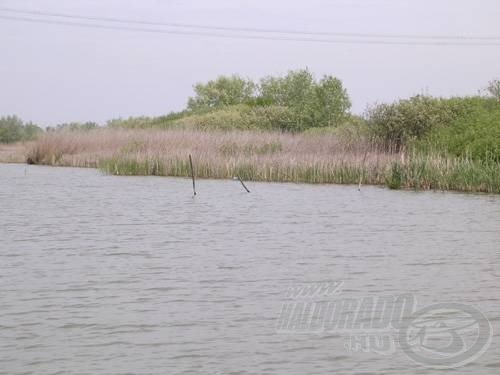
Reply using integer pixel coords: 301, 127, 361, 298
1, 163, 499, 374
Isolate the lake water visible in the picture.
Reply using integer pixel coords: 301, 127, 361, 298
1, 163, 499, 374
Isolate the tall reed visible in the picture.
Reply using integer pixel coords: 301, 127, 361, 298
16, 128, 500, 193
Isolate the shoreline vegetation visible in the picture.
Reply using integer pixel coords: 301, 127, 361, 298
1, 128, 498, 193
1, 70, 499, 193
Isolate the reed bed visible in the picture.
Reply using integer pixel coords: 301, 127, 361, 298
0, 142, 29, 163
13, 128, 500, 193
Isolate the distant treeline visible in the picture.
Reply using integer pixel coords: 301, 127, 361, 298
0, 116, 43, 143
0, 116, 99, 144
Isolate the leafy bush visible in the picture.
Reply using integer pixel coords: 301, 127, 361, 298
187, 75, 256, 111
247, 105, 299, 131
170, 104, 297, 131
386, 162, 404, 189
0, 115, 43, 143
174, 105, 255, 130
303, 115, 368, 136
420, 103, 500, 161
366, 96, 495, 151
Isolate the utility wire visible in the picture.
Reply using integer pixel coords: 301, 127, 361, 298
1, 6, 500, 42
1, 15, 500, 47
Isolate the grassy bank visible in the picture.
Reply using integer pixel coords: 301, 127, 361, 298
0, 128, 494, 193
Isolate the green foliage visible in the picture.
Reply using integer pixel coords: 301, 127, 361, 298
170, 104, 298, 131
260, 70, 316, 108
187, 75, 256, 111
420, 103, 500, 162
106, 70, 350, 132
248, 105, 299, 131
98, 151, 500, 194
176, 69, 351, 131
313, 75, 352, 126
0, 115, 43, 143
303, 115, 369, 142
0, 115, 23, 143
23, 123, 42, 140
99, 157, 168, 176
260, 69, 351, 130
386, 162, 404, 189
171, 105, 256, 130
387, 155, 500, 193
366, 96, 496, 151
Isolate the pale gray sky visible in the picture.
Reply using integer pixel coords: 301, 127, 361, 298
1, 0, 499, 126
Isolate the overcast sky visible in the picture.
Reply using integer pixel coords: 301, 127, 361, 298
1, 0, 499, 126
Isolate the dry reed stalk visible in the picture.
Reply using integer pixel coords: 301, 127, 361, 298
17, 128, 500, 192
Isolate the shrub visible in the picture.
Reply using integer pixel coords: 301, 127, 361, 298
366, 96, 495, 151
386, 162, 404, 189
170, 104, 298, 131
179, 105, 254, 130
303, 115, 369, 141
421, 103, 500, 162
247, 105, 298, 131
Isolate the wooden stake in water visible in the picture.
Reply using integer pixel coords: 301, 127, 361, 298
237, 176, 250, 193
189, 154, 196, 196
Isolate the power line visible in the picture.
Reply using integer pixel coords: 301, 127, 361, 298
1, 14, 500, 47
1, 6, 500, 42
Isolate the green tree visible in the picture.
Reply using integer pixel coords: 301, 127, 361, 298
260, 69, 315, 109
187, 75, 256, 110
0, 115, 24, 143
260, 69, 351, 130
313, 76, 352, 127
